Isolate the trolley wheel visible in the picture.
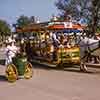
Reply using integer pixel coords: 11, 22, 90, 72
24, 62, 33, 79
5, 64, 18, 82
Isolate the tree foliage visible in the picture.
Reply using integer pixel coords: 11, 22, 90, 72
0, 19, 11, 42
55, 0, 100, 36
0, 19, 11, 36
16, 15, 36, 28
16, 15, 30, 28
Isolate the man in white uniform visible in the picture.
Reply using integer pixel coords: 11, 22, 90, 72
5, 42, 19, 65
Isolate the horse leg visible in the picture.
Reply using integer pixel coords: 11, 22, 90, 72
80, 61, 88, 72
96, 56, 100, 63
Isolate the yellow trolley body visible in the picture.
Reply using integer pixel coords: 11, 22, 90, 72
57, 46, 80, 64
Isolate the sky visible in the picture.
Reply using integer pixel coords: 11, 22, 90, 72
0, 0, 58, 25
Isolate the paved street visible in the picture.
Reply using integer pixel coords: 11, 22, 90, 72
0, 63, 100, 100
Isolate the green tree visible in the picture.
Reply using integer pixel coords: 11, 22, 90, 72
55, 0, 100, 36
14, 15, 36, 38
89, 0, 100, 35
16, 15, 30, 28
15, 15, 36, 29
0, 19, 11, 42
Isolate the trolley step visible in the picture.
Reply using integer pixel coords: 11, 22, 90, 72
85, 63, 100, 68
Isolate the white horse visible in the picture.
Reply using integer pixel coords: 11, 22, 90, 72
78, 36, 100, 71
79, 37, 99, 57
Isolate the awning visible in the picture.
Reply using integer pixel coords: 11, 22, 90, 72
48, 23, 84, 30
55, 29, 82, 33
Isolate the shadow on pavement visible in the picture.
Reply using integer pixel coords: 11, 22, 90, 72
0, 75, 7, 82
32, 62, 96, 74
64, 68, 95, 74
0, 59, 5, 65
32, 62, 55, 70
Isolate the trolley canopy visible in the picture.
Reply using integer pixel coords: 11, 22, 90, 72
16, 21, 85, 33
48, 23, 84, 30
16, 22, 48, 33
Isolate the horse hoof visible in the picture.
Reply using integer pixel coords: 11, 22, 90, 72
80, 66, 88, 72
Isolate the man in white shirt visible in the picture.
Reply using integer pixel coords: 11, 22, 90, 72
5, 42, 19, 65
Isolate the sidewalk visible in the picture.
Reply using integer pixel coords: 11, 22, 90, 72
0, 49, 5, 65
0, 47, 6, 60
0, 64, 5, 75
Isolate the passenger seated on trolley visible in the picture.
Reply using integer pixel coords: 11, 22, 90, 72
46, 42, 58, 62
63, 35, 75, 48
52, 33, 60, 47
5, 42, 19, 65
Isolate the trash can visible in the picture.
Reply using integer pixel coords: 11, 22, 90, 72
12, 56, 27, 76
